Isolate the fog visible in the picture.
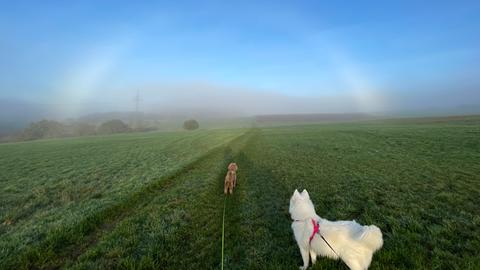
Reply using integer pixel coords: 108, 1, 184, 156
1, 80, 480, 128
1, 1, 480, 134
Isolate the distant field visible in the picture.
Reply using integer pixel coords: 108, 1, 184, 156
255, 113, 375, 127
1, 116, 479, 269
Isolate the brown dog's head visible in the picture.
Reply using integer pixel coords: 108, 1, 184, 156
228, 162, 238, 171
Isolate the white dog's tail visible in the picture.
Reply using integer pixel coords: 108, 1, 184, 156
360, 225, 383, 251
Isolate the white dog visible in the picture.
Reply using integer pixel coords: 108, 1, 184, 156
289, 189, 383, 270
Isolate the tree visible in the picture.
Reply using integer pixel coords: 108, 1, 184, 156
21, 120, 66, 140
97, 119, 131, 134
183, 119, 199, 130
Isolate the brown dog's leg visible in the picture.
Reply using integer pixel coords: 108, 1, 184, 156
224, 181, 228, 194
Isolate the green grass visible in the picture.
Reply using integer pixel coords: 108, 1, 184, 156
1, 116, 479, 269
0, 129, 246, 269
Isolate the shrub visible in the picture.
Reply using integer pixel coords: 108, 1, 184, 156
21, 120, 66, 140
97, 120, 130, 134
183, 119, 199, 130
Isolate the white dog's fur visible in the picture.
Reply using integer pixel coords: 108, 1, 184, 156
289, 189, 383, 270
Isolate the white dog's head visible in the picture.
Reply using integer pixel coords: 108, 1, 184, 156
289, 189, 316, 221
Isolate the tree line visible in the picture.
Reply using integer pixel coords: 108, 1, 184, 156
19, 119, 132, 141
10, 118, 199, 142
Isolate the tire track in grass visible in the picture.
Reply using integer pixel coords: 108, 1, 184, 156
7, 131, 253, 270
0, 133, 205, 235
68, 129, 258, 269
221, 135, 301, 269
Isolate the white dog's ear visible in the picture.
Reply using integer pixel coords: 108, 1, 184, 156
293, 189, 300, 199
301, 189, 310, 199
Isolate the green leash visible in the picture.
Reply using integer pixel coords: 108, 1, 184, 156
221, 195, 226, 270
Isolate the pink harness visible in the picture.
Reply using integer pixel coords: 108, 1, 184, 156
309, 219, 319, 243
307, 218, 341, 259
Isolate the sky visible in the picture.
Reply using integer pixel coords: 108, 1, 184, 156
0, 0, 479, 118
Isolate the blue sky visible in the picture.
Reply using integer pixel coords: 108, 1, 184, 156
1, 1, 479, 115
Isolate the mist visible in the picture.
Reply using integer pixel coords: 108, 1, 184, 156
1, 1, 480, 133
2, 80, 479, 123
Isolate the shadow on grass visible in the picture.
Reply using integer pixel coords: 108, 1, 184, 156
221, 145, 349, 270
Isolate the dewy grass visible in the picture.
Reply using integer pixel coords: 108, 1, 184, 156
0, 129, 247, 269
221, 195, 226, 270
1, 116, 479, 269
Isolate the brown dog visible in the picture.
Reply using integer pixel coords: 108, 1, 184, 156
224, 162, 238, 194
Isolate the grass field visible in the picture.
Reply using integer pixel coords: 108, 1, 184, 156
1, 116, 479, 269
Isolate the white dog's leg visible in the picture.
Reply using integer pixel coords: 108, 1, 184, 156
309, 249, 317, 265
299, 246, 310, 270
